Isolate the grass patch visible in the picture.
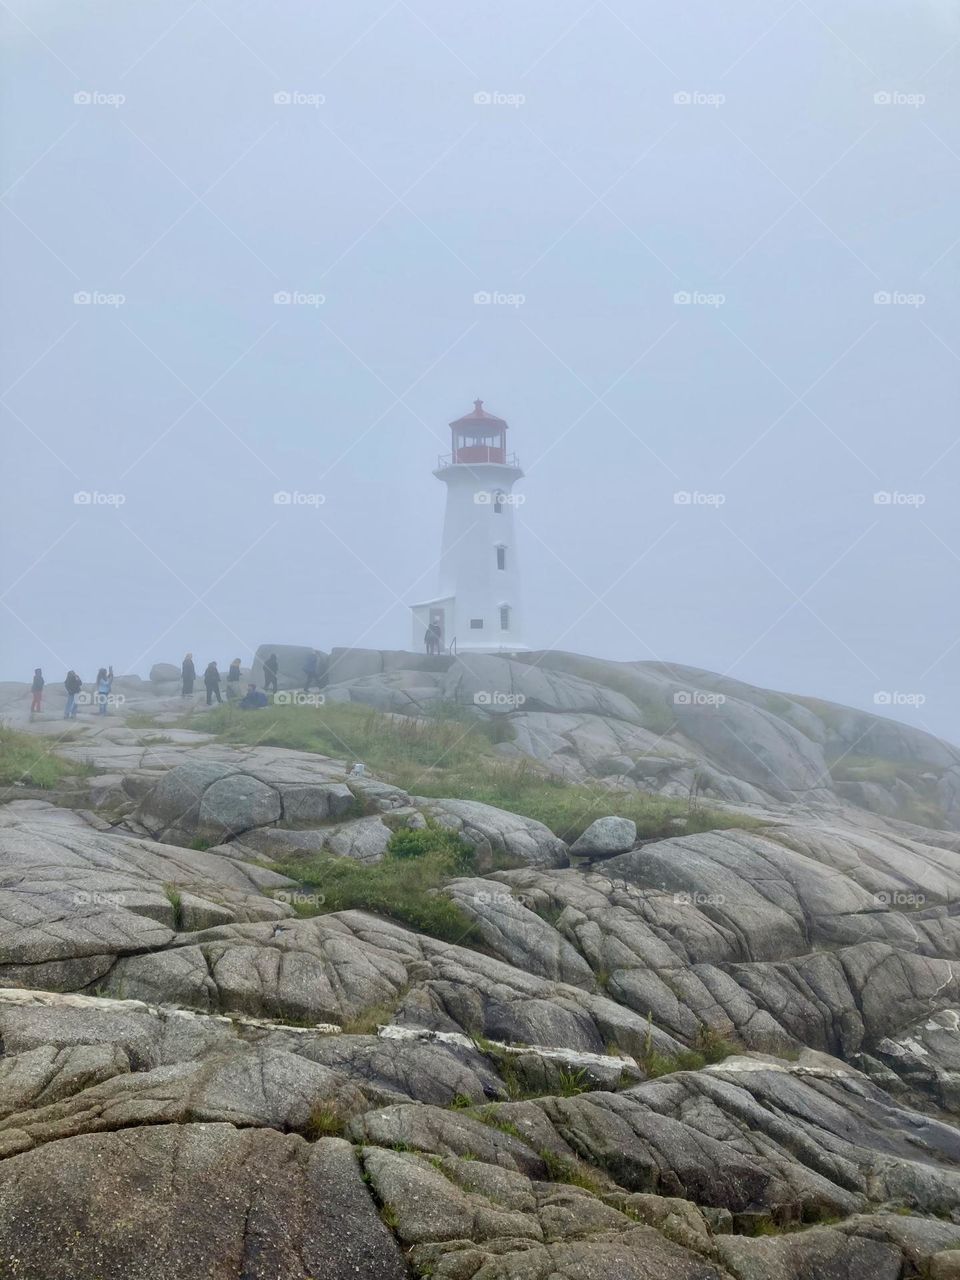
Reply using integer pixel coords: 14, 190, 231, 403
472, 1108, 526, 1142
304, 1104, 346, 1140
163, 883, 184, 931
274, 828, 479, 945
639, 1017, 738, 1079
539, 1149, 604, 1193
0, 724, 92, 790
197, 703, 756, 844
125, 711, 164, 729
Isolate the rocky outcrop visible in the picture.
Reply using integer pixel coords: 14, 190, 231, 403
3, 658, 960, 1276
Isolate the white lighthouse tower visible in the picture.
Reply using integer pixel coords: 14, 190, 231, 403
411, 399, 527, 655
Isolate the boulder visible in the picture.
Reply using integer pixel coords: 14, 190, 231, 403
570, 815, 637, 856
149, 663, 180, 684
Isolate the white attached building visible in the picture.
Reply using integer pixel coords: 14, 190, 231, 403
411, 400, 528, 655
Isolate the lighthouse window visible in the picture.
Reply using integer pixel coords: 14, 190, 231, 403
470, 618, 484, 630
496, 546, 506, 571
500, 605, 511, 631
493, 492, 504, 513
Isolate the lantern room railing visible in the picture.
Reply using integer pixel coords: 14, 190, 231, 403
437, 449, 521, 468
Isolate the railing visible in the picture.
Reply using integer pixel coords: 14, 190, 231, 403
437, 451, 520, 469
448, 637, 457, 656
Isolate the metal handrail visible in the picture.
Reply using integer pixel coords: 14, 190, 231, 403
449, 637, 457, 656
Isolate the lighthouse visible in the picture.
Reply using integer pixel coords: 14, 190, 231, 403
411, 400, 528, 655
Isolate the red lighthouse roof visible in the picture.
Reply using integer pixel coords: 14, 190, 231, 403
449, 398, 508, 429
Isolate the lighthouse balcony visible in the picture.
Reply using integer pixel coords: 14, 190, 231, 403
437, 448, 520, 468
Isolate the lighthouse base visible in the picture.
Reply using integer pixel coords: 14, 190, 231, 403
410, 597, 527, 656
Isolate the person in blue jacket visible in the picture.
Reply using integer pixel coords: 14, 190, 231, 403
239, 683, 268, 709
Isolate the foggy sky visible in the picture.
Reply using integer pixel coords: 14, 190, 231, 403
3, 1, 960, 741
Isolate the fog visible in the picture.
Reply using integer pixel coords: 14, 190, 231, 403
2, 1, 959, 739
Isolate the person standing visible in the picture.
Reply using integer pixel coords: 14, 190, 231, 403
30, 668, 44, 715
64, 670, 82, 719
226, 658, 242, 701
181, 653, 195, 698
204, 661, 222, 705
95, 667, 113, 715
263, 652, 279, 694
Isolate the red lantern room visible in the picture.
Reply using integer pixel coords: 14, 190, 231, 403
447, 399, 511, 465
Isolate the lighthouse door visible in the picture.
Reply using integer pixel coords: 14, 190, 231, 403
429, 608, 446, 652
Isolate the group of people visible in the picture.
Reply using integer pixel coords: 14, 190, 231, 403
423, 621, 443, 655
29, 651, 317, 720
27, 667, 115, 719
181, 653, 277, 709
